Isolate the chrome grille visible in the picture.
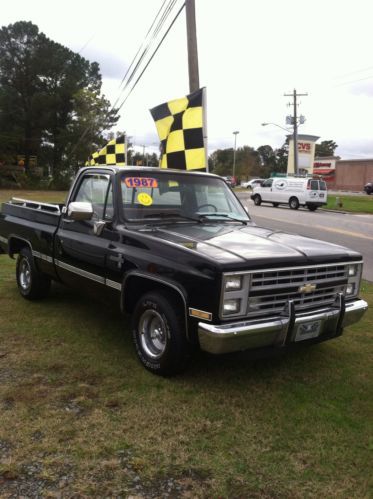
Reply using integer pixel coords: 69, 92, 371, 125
247, 264, 348, 316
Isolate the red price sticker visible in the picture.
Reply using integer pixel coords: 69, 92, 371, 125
124, 177, 158, 188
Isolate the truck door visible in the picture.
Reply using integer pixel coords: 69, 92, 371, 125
260, 178, 273, 201
55, 172, 114, 293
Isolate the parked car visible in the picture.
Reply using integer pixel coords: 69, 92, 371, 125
363, 182, 372, 195
251, 176, 327, 211
0, 167, 367, 375
241, 178, 264, 189
222, 176, 236, 187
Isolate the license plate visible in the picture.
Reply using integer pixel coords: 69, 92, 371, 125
295, 320, 321, 342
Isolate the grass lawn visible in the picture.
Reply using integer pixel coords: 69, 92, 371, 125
0, 255, 372, 497
234, 188, 373, 214
326, 195, 373, 214
0, 189, 67, 205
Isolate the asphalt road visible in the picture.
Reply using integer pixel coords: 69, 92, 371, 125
237, 192, 373, 282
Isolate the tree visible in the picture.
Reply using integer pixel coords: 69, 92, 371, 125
0, 21, 118, 176
209, 144, 287, 179
235, 146, 261, 179
315, 140, 338, 157
209, 148, 234, 176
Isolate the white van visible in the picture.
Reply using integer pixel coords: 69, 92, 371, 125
250, 176, 327, 211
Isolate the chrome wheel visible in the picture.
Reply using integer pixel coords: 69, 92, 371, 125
19, 258, 31, 291
139, 309, 168, 359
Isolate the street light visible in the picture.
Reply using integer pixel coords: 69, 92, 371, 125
261, 122, 292, 133
232, 130, 239, 179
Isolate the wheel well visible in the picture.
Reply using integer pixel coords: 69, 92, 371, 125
289, 196, 299, 204
8, 237, 32, 258
123, 276, 186, 316
122, 275, 190, 340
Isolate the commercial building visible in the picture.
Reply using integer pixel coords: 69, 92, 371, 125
313, 157, 373, 191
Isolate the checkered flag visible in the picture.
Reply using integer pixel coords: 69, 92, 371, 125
150, 88, 207, 171
87, 135, 126, 166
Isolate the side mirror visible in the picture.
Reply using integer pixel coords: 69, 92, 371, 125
67, 201, 93, 221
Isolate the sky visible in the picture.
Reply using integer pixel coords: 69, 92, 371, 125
2, 0, 373, 159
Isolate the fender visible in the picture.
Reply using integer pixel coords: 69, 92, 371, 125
122, 270, 190, 340
7, 235, 33, 258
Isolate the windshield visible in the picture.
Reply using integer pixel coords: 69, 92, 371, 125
120, 172, 249, 222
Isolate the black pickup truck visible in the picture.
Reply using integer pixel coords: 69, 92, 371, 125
0, 166, 368, 375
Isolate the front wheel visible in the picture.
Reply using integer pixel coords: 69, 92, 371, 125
289, 197, 299, 210
131, 290, 192, 376
16, 248, 51, 300
253, 195, 262, 206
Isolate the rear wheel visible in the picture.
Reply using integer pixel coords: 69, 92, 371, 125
16, 248, 51, 300
131, 290, 192, 376
289, 197, 299, 210
253, 195, 262, 206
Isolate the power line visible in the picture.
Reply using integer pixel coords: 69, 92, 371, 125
68, 0, 185, 161
113, 0, 168, 100
334, 64, 373, 80
116, 2, 185, 113
333, 74, 373, 88
111, 0, 179, 110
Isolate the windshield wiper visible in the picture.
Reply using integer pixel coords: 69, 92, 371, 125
143, 212, 201, 223
197, 212, 248, 225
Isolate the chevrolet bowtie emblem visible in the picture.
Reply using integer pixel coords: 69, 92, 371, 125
299, 283, 317, 294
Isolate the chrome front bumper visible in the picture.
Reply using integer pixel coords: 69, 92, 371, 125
198, 295, 368, 354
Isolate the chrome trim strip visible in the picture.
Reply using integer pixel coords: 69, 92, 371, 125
54, 259, 121, 290
32, 251, 53, 264
223, 260, 363, 276
55, 260, 105, 284
106, 279, 122, 291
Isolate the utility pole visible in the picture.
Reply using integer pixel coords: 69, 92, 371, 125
185, 0, 200, 93
233, 131, 239, 179
284, 89, 308, 175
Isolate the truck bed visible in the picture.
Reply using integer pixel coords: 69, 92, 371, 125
1, 198, 62, 227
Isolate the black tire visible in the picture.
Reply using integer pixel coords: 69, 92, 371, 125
253, 195, 262, 206
272, 203, 279, 207
289, 197, 299, 210
307, 205, 318, 211
16, 248, 51, 300
131, 290, 192, 376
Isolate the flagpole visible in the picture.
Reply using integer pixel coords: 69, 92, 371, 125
202, 87, 208, 172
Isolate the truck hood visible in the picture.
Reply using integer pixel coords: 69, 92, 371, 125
137, 222, 361, 268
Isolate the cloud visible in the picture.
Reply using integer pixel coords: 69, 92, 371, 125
80, 47, 128, 80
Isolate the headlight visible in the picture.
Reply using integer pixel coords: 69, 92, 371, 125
345, 283, 355, 295
221, 273, 250, 318
345, 262, 363, 299
225, 276, 242, 291
348, 264, 358, 277
223, 299, 241, 314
